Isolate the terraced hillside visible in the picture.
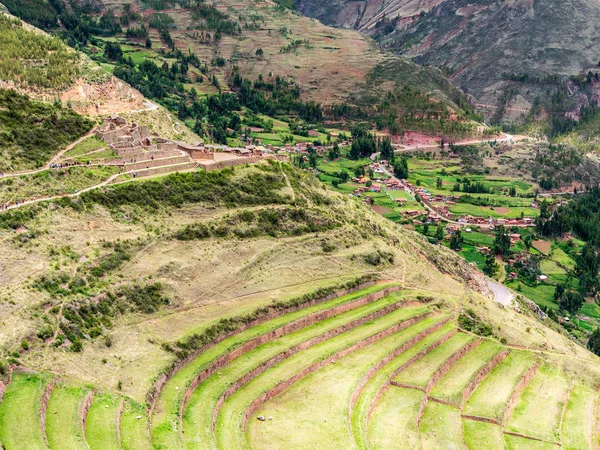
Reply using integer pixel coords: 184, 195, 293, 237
0, 283, 599, 449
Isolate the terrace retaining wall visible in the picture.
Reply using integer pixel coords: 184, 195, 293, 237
180, 286, 403, 423
214, 307, 429, 432
40, 378, 55, 445
349, 316, 451, 423
148, 281, 380, 419
81, 391, 95, 439
502, 361, 541, 426
241, 312, 437, 431
425, 339, 482, 395
461, 349, 510, 409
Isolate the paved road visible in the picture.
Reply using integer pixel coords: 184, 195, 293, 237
488, 280, 515, 307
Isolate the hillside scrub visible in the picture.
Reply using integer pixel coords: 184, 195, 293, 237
0, 89, 93, 171
174, 206, 341, 240
0, 15, 79, 89
82, 163, 297, 211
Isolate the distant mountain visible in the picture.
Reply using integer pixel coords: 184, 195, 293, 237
297, 0, 600, 121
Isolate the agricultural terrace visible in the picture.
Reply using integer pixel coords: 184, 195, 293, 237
0, 281, 599, 449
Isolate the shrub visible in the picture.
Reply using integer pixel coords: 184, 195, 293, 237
458, 308, 493, 336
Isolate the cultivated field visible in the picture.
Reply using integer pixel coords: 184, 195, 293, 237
0, 281, 599, 449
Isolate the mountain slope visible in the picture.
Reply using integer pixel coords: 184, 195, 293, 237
0, 6, 146, 115
297, 0, 600, 116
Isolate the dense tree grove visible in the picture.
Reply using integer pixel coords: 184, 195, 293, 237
537, 188, 600, 246
0, 89, 93, 171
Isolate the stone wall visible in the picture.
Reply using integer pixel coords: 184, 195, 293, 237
40, 378, 55, 445
213, 300, 422, 432
242, 310, 434, 431
147, 281, 378, 420
179, 286, 401, 422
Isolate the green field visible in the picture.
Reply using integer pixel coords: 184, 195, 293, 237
562, 385, 595, 450
85, 393, 121, 450
62, 136, 109, 159
419, 401, 464, 450
46, 384, 90, 450
121, 401, 152, 450
368, 387, 423, 450
463, 350, 535, 421
505, 365, 569, 442
0, 372, 50, 450
463, 420, 506, 450
0, 166, 118, 205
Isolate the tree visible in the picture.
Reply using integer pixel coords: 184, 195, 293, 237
588, 327, 600, 356
449, 230, 464, 251
423, 222, 430, 235
328, 142, 340, 161
145, 36, 152, 48
436, 177, 443, 189
103, 42, 123, 61
483, 253, 498, 277
393, 158, 408, 179
256, 48, 264, 56
523, 234, 533, 250
576, 244, 599, 294
435, 224, 445, 241
559, 290, 584, 315
493, 225, 511, 257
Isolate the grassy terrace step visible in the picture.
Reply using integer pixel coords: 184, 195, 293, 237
354, 322, 456, 450
429, 340, 504, 406
184, 297, 430, 449
562, 384, 596, 450
231, 314, 443, 448
463, 350, 536, 421
46, 384, 90, 450
150, 283, 398, 449
85, 393, 121, 450
368, 387, 424, 450
392, 332, 474, 389
463, 420, 505, 450
418, 401, 464, 450
245, 316, 450, 450
0, 371, 51, 450
121, 400, 152, 450
505, 365, 570, 443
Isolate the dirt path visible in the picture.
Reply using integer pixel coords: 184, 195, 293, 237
0, 172, 120, 212
370, 133, 521, 161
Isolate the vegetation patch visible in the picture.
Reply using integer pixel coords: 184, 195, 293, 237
0, 15, 79, 90
0, 89, 93, 171
174, 206, 340, 240
458, 308, 493, 337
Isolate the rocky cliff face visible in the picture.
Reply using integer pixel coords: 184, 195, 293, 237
296, 0, 600, 113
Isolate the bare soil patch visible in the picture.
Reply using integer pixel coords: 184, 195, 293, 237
532, 240, 552, 254
372, 205, 393, 215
